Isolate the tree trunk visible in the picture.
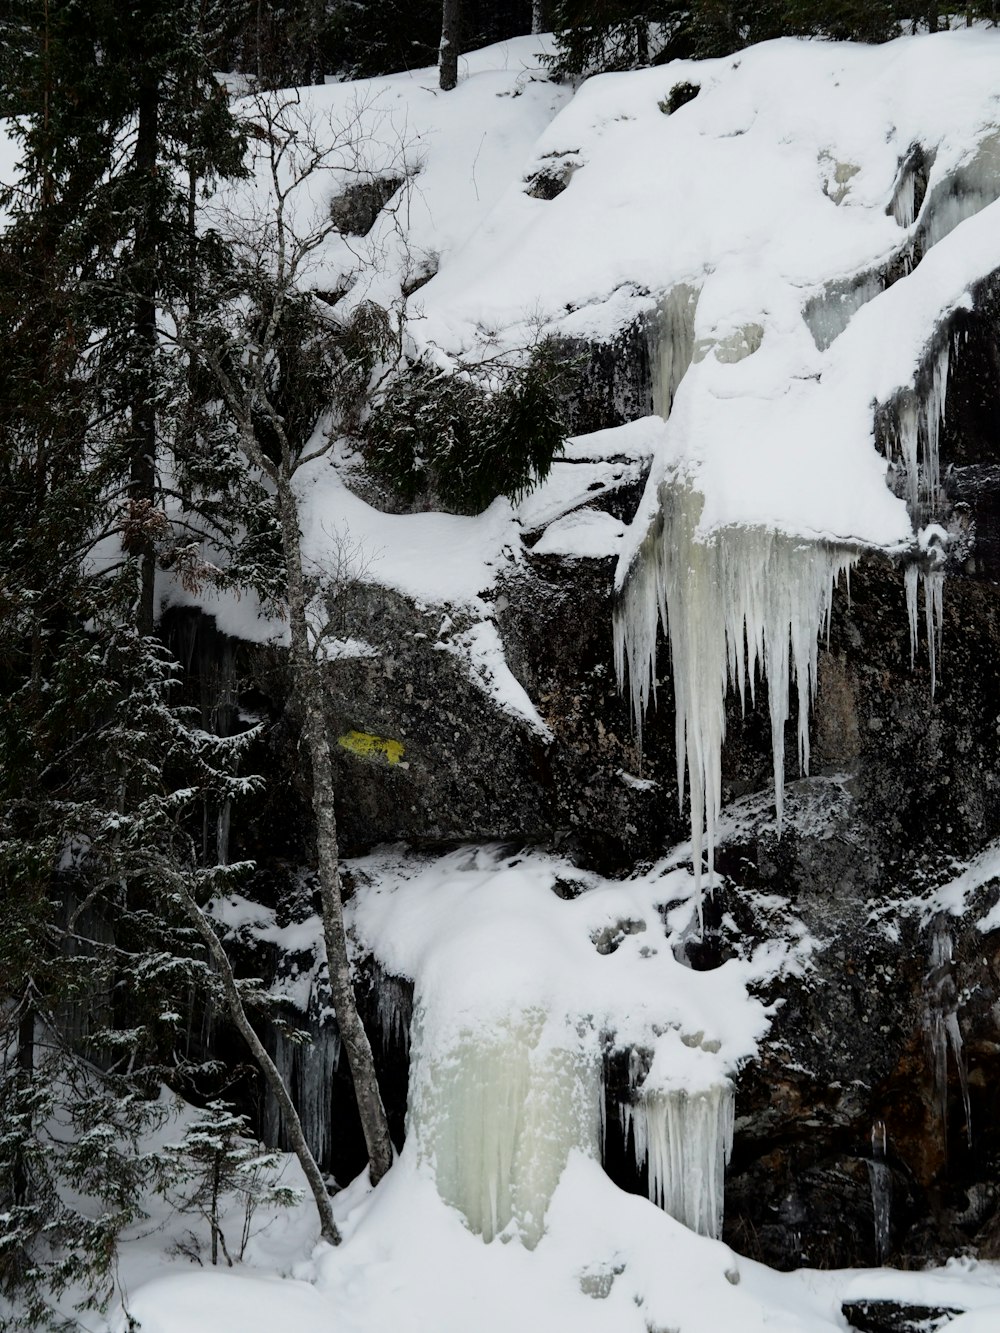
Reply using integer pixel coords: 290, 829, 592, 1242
531, 0, 546, 35
178, 883, 341, 1245
275, 477, 394, 1185
440, 0, 461, 91
130, 71, 159, 637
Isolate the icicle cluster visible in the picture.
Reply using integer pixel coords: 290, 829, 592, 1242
904, 559, 945, 696
925, 917, 972, 1151
614, 481, 857, 894
372, 962, 413, 1054
264, 1022, 341, 1167
407, 1009, 602, 1248
619, 1085, 734, 1239
889, 343, 949, 516
892, 166, 917, 229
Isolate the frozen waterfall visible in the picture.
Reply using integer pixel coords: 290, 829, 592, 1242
406, 1007, 602, 1247
614, 480, 857, 895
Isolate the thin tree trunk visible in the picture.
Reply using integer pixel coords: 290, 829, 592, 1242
12, 998, 34, 1207
274, 478, 394, 1186
177, 882, 341, 1245
439, 0, 461, 91
531, 0, 545, 35
131, 71, 159, 637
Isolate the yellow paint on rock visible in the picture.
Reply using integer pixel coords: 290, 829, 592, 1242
337, 730, 405, 766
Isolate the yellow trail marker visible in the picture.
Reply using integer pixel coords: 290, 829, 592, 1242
337, 730, 405, 766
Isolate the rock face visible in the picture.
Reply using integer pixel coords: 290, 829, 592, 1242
177, 275, 1000, 1273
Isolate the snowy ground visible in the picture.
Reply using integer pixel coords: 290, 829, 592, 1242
61, 838, 1000, 1333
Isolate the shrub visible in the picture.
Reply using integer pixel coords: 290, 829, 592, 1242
363, 341, 570, 515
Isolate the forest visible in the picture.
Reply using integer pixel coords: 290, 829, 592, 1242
6, 3, 1000, 1332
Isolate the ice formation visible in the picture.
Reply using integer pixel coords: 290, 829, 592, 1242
619, 1084, 734, 1238
650, 283, 699, 417
891, 161, 919, 230
351, 848, 772, 1248
925, 917, 972, 1152
406, 1008, 602, 1247
264, 1022, 341, 1168
887, 344, 949, 516
867, 1119, 892, 1264
614, 480, 857, 894
804, 273, 883, 353
905, 560, 945, 697
919, 132, 1000, 254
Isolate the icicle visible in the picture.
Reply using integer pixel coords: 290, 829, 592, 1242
650, 284, 700, 419
407, 1008, 602, 1248
619, 1084, 734, 1238
904, 563, 919, 667
924, 568, 944, 697
925, 918, 972, 1152
892, 168, 916, 229
614, 480, 857, 897
867, 1120, 892, 1263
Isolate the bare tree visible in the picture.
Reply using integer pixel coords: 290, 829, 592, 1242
171, 90, 406, 1190
173, 876, 342, 1244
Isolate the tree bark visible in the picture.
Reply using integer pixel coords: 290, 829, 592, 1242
531, 0, 546, 35
439, 0, 461, 91
130, 70, 159, 637
177, 882, 341, 1245
274, 477, 394, 1186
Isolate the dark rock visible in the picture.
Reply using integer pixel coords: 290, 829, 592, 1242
329, 174, 404, 235
842, 1301, 961, 1333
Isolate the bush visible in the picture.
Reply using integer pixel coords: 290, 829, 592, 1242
363, 341, 570, 515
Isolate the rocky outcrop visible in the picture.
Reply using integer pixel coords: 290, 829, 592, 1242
170, 267, 1000, 1272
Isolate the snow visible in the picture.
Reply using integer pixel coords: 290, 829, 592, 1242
530, 507, 626, 558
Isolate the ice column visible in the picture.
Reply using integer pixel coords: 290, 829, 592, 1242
867, 1119, 892, 1263
614, 481, 857, 894
619, 1084, 734, 1238
406, 1007, 602, 1247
